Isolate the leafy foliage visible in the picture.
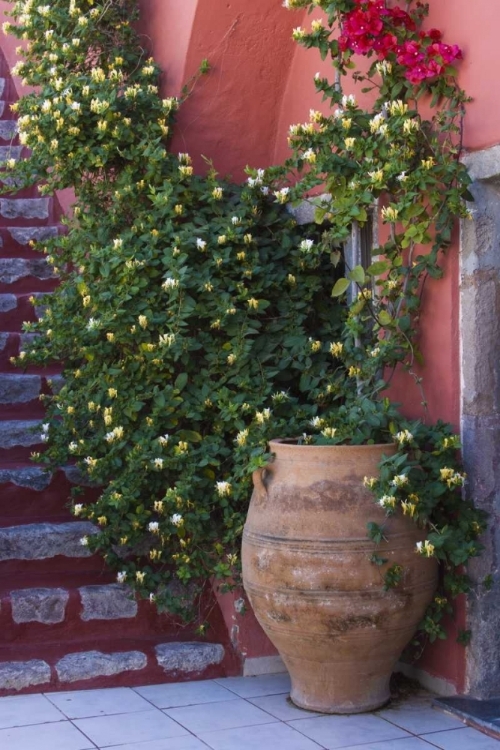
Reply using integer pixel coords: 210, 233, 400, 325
5, 0, 344, 615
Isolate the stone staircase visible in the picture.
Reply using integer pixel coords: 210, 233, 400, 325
0, 52, 233, 695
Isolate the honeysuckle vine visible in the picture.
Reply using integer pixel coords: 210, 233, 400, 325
4, 0, 487, 646
3, 0, 346, 621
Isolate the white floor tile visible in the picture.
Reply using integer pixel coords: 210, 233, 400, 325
330, 738, 440, 750
424, 727, 500, 748
0, 693, 66, 729
74, 709, 188, 747
288, 713, 410, 749
213, 673, 291, 698
165, 698, 276, 734
0, 720, 94, 750
105, 737, 210, 750
199, 721, 324, 750
249, 692, 323, 721
378, 702, 465, 735
134, 680, 238, 709
47, 687, 153, 719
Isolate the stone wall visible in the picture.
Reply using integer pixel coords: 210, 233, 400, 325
461, 145, 500, 698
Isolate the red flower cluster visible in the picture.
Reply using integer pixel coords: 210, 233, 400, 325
339, 0, 462, 84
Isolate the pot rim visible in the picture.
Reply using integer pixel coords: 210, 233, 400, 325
268, 438, 395, 451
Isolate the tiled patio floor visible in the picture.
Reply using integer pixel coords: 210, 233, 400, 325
0, 672, 498, 749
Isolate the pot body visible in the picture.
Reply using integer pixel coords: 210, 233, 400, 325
242, 440, 438, 714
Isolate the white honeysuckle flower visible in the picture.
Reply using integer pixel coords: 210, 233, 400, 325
158, 434, 169, 445
216, 481, 232, 497
69, 442, 78, 453
149, 593, 156, 602
73, 504, 83, 516
148, 521, 160, 533
40, 433, 49, 442
162, 277, 179, 290
196, 238, 207, 250
170, 513, 183, 526
395, 429, 413, 445
152, 458, 164, 469
231, 216, 240, 225
391, 474, 409, 488
42, 423, 49, 432
342, 94, 356, 107
300, 239, 314, 252
80, 536, 89, 546
117, 571, 127, 583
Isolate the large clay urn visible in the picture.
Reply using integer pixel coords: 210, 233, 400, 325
242, 439, 438, 714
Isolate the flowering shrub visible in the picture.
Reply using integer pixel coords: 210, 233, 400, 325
4, 0, 343, 617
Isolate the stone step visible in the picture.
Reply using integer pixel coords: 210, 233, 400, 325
0, 292, 45, 332
0, 332, 61, 373
0, 640, 228, 695
0, 257, 54, 285
5, 583, 138, 625
0, 77, 19, 102
0, 372, 42, 405
0, 521, 99, 561
0, 145, 22, 163
0, 419, 43, 451
0, 464, 97, 527
0, 197, 50, 222
3, 224, 60, 248
0, 120, 17, 141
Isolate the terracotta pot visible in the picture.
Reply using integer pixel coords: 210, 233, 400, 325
242, 439, 438, 714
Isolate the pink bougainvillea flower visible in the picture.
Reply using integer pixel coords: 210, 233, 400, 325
397, 40, 425, 67
387, 6, 416, 30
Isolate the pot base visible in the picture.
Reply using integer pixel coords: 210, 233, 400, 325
289, 690, 390, 715
286, 657, 392, 714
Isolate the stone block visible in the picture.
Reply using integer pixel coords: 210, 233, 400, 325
0, 332, 8, 351
0, 197, 49, 220
56, 650, 147, 683
79, 584, 137, 621
155, 642, 225, 673
0, 258, 54, 284
0, 294, 17, 313
0, 420, 43, 448
0, 466, 52, 490
0, 374, 41, 404
11, 587, 69, 624
9, 226, 59, 245
0, 120, 17, 141
0, 660, 51, 691
0, 145, 22, 162
462, 145, 500, 183
0, 522, 98, 561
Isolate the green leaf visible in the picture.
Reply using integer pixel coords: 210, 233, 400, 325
378, 310, 392, 326
177, 429, 202, 443
331, 277, 350, 297
349, 265, 366, 285
175, 373, 188, 391
366, 260, 390, 277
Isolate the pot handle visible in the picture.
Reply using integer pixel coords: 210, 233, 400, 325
252, 468, 269, 496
